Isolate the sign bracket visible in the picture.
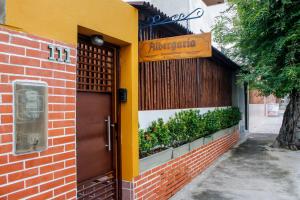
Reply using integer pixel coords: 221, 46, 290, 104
140, 8, 204, 30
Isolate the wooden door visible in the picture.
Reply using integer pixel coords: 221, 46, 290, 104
76, 35, 118, 200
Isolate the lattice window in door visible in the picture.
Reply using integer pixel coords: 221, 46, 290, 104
77, 40, 114, 93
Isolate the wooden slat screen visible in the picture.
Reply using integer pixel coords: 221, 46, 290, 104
139, 58, 232, 110
138, 21, 233, 110
77, 39, 114, 93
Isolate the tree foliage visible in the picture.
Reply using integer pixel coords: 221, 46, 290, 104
213, 0, 300, 97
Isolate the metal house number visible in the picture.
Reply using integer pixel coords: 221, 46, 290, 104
48, 44, 71, 63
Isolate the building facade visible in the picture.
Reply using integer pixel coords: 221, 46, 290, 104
0, 0, 244, 199
0, 0, 139, 199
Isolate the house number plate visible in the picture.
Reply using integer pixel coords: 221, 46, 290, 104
48, 44, 71, 63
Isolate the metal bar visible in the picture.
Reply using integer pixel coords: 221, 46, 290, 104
105, 116, 112, 151
141, 7, 204, 29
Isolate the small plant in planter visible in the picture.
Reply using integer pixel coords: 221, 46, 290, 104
139, 118, 171, 158
230, 107, 242, 127
149, 118, 171, 149
139, 127, 159, 158
138, 107, 241, 158
203, 110, 222, 135
167, 113, 188, 147
180, 110, 200, 141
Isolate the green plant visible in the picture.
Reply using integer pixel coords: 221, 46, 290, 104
228, 107, 242, 127
179, 110, 205, 141
138, 107, 241, 158
202, 110, 221, 135
138, 126, 158, 156
148, 118, 171, 148
167, 110, 206, 146
139, 118, 171, 157
167, 113, 188, 147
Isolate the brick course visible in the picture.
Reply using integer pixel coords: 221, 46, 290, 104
0, 27, 77, 200
128, 129, 239, 200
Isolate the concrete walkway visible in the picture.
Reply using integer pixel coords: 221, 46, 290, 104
249, 104, 283, 134
171, 134, 300, 200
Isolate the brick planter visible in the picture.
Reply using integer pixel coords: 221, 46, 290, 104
172, 143, 189, 159
139, 148, 173, 173
125, 126, 239, 200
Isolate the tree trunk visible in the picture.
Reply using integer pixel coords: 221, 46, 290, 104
273, 90, 300, 150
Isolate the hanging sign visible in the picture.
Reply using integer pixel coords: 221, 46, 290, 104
139, 33, 212, 62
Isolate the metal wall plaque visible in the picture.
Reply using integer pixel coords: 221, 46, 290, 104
13, 81, 48, 155
48, 44, 71, 63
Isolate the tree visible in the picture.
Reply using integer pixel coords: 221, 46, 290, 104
213, 0, 300, 149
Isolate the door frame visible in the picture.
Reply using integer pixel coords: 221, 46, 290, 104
76, 34, 122, 199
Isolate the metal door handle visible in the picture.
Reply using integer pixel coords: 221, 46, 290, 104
105, 116, 112, 151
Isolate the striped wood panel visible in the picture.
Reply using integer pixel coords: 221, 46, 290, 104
138, 25, 232, 110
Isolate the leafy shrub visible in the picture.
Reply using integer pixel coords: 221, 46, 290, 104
202, 110, 222, 135
180, 110, 204, 142
148, 118, 171, 148
167, 110, 206, 145
139, 107, 241, 158
167, 113, 188, 147
139, 118, 170, 157
229, 107, 242, 127
138, 125, 158, 156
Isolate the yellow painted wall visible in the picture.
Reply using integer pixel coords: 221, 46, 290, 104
5, 0, 139, 181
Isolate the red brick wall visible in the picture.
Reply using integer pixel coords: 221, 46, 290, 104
0, 27, 77, 199
132, 129, 239, 200
249, 90, 279, 104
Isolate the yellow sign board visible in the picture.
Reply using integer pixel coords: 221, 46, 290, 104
139, 33, 212, 62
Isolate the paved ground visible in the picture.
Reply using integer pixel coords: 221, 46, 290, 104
171, 133, 300, 200
249, 104, 283, 134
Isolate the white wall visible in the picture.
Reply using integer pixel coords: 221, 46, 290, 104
125, 0, 230, 49
188, 0, 230, 48
139, 107, 229, 129
231, 71, 248, 133
188, 0, 213, 33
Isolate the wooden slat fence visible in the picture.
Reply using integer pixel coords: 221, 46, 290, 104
138, 21, 233, 111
